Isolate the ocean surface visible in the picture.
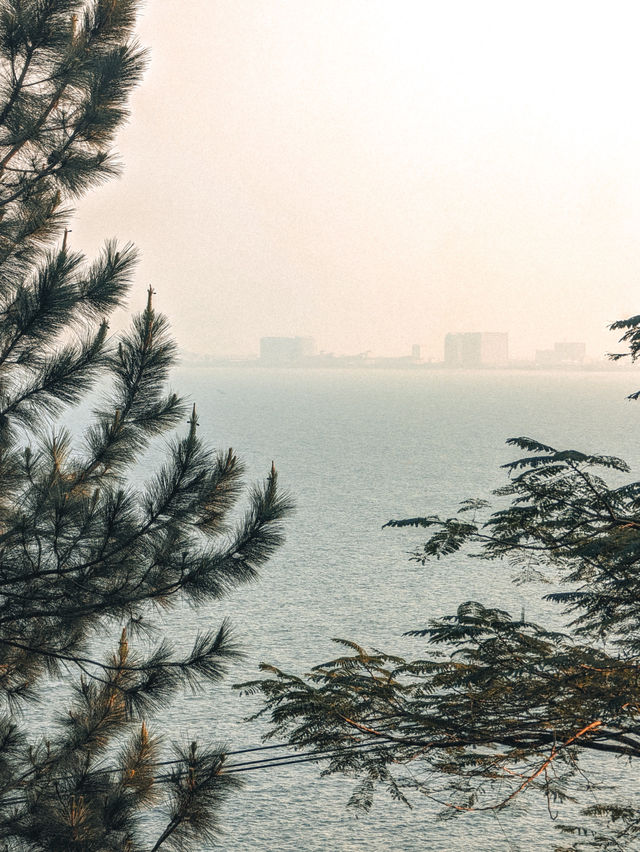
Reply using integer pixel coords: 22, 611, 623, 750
51, 368, 640, 850
138, 366, 640, 852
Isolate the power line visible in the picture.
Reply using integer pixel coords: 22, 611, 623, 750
0, 738, 398, 807
224, 741, 395, 774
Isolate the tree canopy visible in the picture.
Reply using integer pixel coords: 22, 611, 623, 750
245, 327, 640, 851
0, 2, 290, 849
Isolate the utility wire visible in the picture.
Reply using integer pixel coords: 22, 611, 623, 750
224, 741, 395, 774
0, 739, 398, 807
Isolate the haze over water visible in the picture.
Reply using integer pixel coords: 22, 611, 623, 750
70, 1, 640, 362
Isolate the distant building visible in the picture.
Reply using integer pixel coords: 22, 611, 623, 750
259, 336, 317, 364
444, 334, 463, 366
535, 342, 586, 367
444, 332, 508, 368
554, 341, 586, 363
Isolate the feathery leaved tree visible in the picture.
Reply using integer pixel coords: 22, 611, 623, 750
244, 322, 640, 851
0, 2, 290, 849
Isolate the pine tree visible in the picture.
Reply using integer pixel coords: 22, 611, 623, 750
0, 2, 290, 848
245, 326, 640, 850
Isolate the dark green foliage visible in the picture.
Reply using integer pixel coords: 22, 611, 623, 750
245, 338, 640, 849
609, 315, 640, 401
0, 2, 291, 848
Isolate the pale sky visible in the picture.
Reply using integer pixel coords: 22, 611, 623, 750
70, 0, 640, 360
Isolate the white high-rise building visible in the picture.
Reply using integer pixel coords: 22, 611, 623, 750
444, 332, 508, 367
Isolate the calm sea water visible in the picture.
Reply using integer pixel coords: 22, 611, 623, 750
142, 367, 640, 852
45, 368, 640, 850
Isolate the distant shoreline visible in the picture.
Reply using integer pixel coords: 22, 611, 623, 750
177, 358, 636, 373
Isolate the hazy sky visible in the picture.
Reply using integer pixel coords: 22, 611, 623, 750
71, 0, 640, 360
